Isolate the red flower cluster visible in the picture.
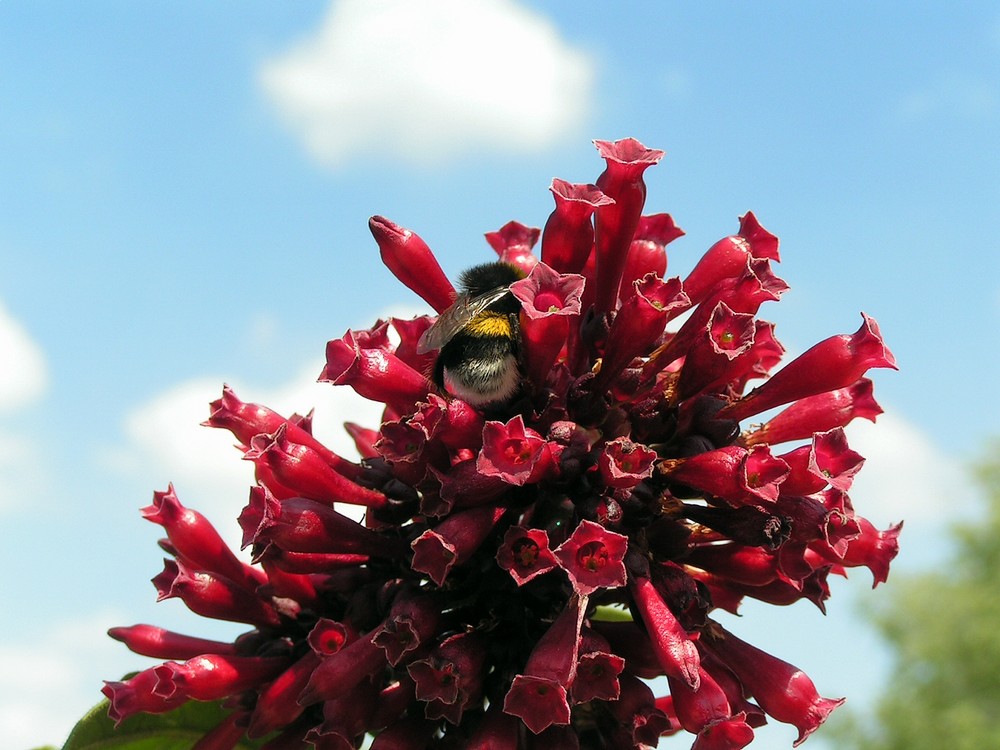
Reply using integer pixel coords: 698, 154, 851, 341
105, 138, 900, 749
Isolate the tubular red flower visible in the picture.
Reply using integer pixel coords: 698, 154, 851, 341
683, 212, 780, 306
371, 592, 444, 667
106, 138, 897, 748
242, 489, 401, 558
142, 485, 266, 590
495, 525, 559, 585
370, 215, 455, 313
661, 444, 790, 505
410, 504, 507, 586
408, 630, 486, 714
704, 623, 844, 746
627, 553, 700, 689
205, 385, 361, 478
554, 519, 628, 596
509, 262, 585, 388
153, 558, 281, 629
618, 213, 684, 302
720, 314, 897, 422
478, 414, 556, 486
540, 178, 613, 274
153, 654, 287, 703
675, 302, 758, 402
245, 426, 388, 509
321, 327, 434, 413
592, 138, 665, 313
596, 274, 689, 390
485, 220, 541, 274
299, 631, 387, 706
503, 594, 586, 734
608, 672, 673, 747
741, 377, 883, 446
812, 517, 902, 586
598, 437, 657, 489
777, 428, 865, 496
691, 713, 756, 750
682, 543, 780, 588
572, 629, 626, 703
248, 651, 321, 738
102, 668, 189, 725
667, 665, 732, 735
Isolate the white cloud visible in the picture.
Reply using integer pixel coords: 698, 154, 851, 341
259, 0, 594, 167
0, 611, 130, 749
0, 300, 48, 511
845, 409, 973, 525
106, 359, 386, 548
0, 299, 47, 411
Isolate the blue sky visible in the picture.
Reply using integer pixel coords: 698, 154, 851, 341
2, 2, 998, 747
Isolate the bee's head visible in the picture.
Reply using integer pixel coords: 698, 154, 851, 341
458, 262, 526, 314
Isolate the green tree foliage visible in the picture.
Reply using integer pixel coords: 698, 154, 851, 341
834, 442, 1000, 750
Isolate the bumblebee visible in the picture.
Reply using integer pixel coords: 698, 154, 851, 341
417, 262, 525, 409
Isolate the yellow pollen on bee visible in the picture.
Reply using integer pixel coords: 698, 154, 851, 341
465, 312, 513, 338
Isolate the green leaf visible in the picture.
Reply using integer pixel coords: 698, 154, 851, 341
62, 697, 270, 750
591, 604, 633, 622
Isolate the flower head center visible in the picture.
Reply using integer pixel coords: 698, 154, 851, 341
577, 541, 610, 572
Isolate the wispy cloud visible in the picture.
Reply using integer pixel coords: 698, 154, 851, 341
0, 611, 131, 748
846, 409, 974, 525
0, 299, 47, 411
0, 299, 48, 511
259, 0, 594, 168
105, 359, 385, 548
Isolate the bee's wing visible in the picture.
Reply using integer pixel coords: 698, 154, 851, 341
416, 287, 513, 354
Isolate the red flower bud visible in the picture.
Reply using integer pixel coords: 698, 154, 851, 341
485, 220, 540, 274
107, 624, 236, 660
370, 215, 455, 313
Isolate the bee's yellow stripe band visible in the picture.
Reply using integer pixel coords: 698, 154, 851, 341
464, 312, 514, 338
